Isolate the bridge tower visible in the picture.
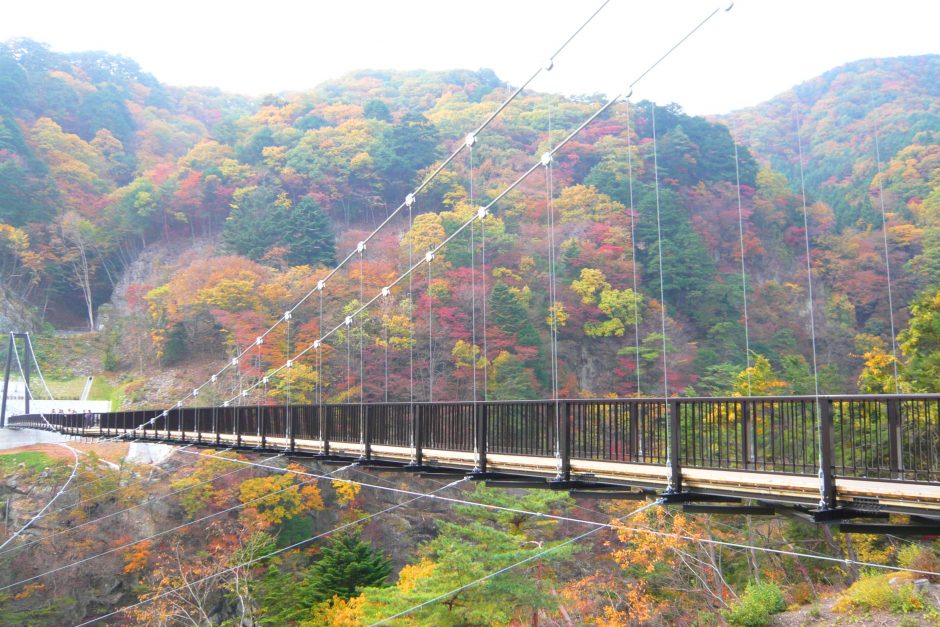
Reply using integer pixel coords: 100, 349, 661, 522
1, 332, 33, 428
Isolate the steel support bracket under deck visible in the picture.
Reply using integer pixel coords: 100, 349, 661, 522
682, 504, 777, 516
809, 507, 890, 523
659, 492, 741, 505
839, 522, 940, 536
569, 489, 648, 500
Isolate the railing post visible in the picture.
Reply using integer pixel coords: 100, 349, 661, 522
1, 333, 14, 429
887, 397, 902, 480
235, 408, 242, 448
362, 405, 372, 461
474, 402, 487, 474
321, 405, 330, 457
260, 406, 267, 449
629, 401, 639, 462
289, 407, 295, 453
818, 398, 836, 509
740, 400, 750, 470
413, 404, 424, 467
556, 400, 571, 483
668, 399, 682, 493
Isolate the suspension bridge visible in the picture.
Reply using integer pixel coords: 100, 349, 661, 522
0, 2, 939, 622
1, 0, 937, 527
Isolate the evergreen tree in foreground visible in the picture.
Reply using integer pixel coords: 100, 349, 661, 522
305, 531, 392, 603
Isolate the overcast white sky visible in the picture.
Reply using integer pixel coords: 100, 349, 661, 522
2, 0, 937, 115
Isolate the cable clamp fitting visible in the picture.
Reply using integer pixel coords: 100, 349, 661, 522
357, 241, 366, 253
256, 337, 263, 346
211, 374, 217, 383
382, 286, 391, 298
544, 59, 554, 72
425, 251, 435, 263
287, 358, 295, 367
541, 152, 553, 167
345, 316, 353, 327
316, 280, 325, 291
405, 193, 415, 207
192, 389, 198, 397
241, 390, 249, 397
284, 311, 291, 321
465, 133, 476, 148
477, 206, 488, 220
232, 357, 239, 367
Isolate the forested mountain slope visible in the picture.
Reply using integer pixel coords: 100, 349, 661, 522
1, 40, 938, 403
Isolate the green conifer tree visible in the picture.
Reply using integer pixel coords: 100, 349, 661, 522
304, 531, 392, 603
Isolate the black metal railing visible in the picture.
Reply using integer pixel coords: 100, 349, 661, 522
8, 394, 939, 492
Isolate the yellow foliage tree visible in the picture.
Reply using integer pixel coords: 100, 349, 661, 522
238, 464, 323, 528
122, 539, 152, 574
331, 479, 361, 506
734, 354, 786, 396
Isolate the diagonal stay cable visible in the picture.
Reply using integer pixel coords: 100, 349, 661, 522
0, 460, 354, 592
369, 499, 661, 625
74, 476, 471, 626
174, 448, 940, 579
130, 0, 614, 430
45, 445, 199, 514
33, 443, 201, 515
0, 344, 82, 550
0, 443, 79, 552
0, 451, 275, 558
212, 3, 732, 408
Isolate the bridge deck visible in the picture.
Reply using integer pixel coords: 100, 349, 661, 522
56, 426, 940, 516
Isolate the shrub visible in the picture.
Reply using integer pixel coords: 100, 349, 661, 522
724, 581, 787, 627
789, 581, 816, 606
898, 544, 940, 582
832, 571, 925, 614
891, 583, 925, 614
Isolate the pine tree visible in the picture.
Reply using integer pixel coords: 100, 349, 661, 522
304, 531, 392, 603
287, 197, 336, 267
489, 282, 528, 337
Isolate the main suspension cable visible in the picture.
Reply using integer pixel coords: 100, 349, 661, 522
206, 4, 732, 410
140, 0, 616, 430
